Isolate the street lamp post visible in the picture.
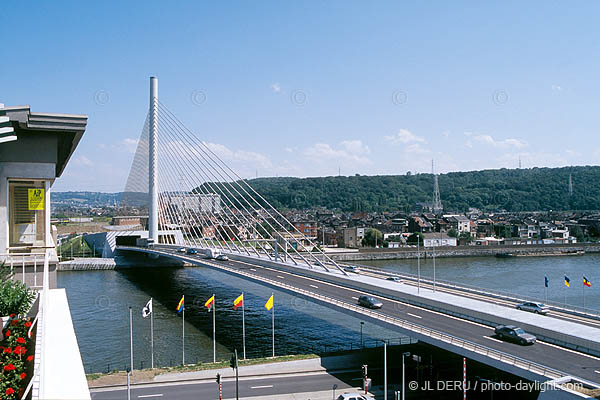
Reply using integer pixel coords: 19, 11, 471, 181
383, 340, 388, 400
402, 352, 411, 400
360, 321, 364, 348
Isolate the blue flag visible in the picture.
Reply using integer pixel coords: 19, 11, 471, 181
544, 276, 549, 288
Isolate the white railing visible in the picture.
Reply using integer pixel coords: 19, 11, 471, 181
1, 250, 49, 400
0, 252, 46, 289
133, 246, 567, 382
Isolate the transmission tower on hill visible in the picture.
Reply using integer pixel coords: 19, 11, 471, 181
432, 160, 443, 214
569, 173, 573, 196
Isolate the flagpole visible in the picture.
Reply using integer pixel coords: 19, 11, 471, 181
213, 293, 216, 363
583, 280, 585, 309
271, 293, 275, 358
129, 307, 133, 373
150, 298, 154, 369
182, 305, 185, 365
242, 292, 246, 360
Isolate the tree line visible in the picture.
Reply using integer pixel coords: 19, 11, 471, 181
242, 166, 600, 213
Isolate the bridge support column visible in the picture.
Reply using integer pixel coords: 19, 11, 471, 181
149, 76, 159, 243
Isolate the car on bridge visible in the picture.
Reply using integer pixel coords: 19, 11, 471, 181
178, 247, 186, 253
515, 302, 550, 315
344, 265, 360, 273
186, 248, 198, 255
216, 254, 229, 261
494, 325, 536, 345
337, 392, 375, 400
358, 295, 383, 309
386, 276, 402, 283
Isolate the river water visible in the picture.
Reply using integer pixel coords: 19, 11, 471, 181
58, 254, 599, 373
59, 266, 402, 374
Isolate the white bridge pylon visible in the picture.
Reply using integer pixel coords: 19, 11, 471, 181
126, 77, 347, 274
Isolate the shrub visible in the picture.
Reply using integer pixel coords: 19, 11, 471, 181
0, 263, 36, 317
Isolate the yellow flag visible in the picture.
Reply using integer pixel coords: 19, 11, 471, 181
264, 294, 274, 311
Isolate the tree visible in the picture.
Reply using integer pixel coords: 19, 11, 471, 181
362, 228, 383, 247
459, 231, 472, 243
447, 228, 458, 238
407, 232, 424, 245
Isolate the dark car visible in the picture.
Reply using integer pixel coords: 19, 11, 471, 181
516, 302, 550, 315
358, 295, 383, 309
186, 248, 198, 255
216, 254, 229, 261
494, 325, 536, 345
386, 276, 402, 283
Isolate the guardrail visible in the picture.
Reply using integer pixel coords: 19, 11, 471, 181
126, 246, 567, 382
0, 253, 45, 289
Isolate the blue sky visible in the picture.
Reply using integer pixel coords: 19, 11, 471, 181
2, 1, 600, 191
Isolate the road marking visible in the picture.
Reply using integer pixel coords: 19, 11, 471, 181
309, 284, 319, 288
538, 340, 600, 360
407, 312, 422, 319
483, 336, 504, 343
595, 370, 600, 374
250, 268, 256, 271
277, 275, 285, 279
251, 385, 274, 389
351, 296, 359, 300
138, 395, 163, 398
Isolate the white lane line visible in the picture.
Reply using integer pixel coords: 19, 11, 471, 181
407, 312, 422, 319
251, 385, 274, 389
595, 370, 600, 374
138, 395, 164, 398
351, 296, 359, 300
310, 284, 319, 289
250, 268, 256, 271
483, 336, 504, 343
277, 275, 285, 279
538, 340, 600, 360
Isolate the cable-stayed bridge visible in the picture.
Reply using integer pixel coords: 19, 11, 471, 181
117, 78, 600, 397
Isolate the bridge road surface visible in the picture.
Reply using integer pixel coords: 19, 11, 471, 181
132, 246, 600, 384
90, 372, 355, 400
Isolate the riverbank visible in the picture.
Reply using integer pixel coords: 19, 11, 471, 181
327, 243, 600, 261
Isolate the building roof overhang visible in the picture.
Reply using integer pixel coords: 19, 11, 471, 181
0, 105, 88, 177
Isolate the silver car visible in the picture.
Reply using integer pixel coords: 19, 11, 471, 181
516, 302, 550, 315
344, 265, 360, 273
337, 393, 375, 400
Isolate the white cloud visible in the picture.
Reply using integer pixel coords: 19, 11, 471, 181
270, 83, 281, 93
72, 155, 93, 167
471, 134, 527, 149
304, 140, 371, 164
384, 129, 426, 144
405, 143, 430, 154
442, 130, 450, 138
551, 85, 563, 91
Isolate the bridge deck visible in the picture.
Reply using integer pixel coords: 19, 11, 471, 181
117, 245, 600, 386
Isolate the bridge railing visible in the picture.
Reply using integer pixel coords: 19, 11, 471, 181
142, 247, 567, 382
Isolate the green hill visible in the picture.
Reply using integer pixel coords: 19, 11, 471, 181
244, 166, 600, 213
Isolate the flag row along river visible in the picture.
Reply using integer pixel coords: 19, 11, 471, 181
58, 253, 599, 374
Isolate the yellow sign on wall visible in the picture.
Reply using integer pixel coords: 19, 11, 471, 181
28, 188, 45, 210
